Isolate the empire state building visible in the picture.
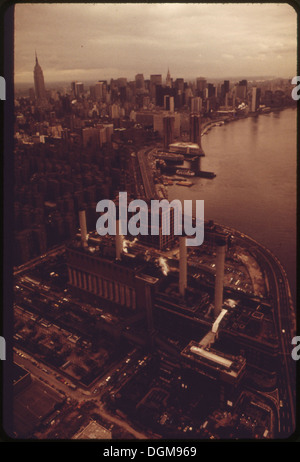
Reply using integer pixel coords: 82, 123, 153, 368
34, 52, 47, 105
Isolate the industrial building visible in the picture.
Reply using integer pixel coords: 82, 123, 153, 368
65, 209, 281, 408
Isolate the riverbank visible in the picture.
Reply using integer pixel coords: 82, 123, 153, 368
200, 104, 295, 138
170, 106, 297, 305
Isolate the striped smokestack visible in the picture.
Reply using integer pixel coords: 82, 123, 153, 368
79, 209, 88, 248
115, 219, 123, 260
179, 236, 187, 297
214, 238, 226, 318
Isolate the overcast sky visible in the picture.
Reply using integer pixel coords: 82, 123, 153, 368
14, 3, 297, 84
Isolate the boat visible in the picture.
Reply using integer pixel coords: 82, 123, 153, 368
176, 169, 196, 177
196, 170, 216, 179
176, 180, 194, 187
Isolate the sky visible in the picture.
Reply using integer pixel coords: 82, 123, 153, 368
14, 3, 297, 84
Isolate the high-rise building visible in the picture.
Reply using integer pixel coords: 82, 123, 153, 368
221, 80, 230, 103
236, 80, 247, 100
163, 115, 175, 149
71, 81, 77, 96
174, 78, 184, 93
189, 113, 201, 146
166, 68, 172, 87
196, 77, 207, 97
33, 52, 47, 105
75, 82, 84, 98
135, 73, 145, 90
251, 87, 261, 112
95, 82, 104, 101
190, 96, 202, 113
150, 74, 162, 101
207, 83, 216, 98
164, 95, 174, 112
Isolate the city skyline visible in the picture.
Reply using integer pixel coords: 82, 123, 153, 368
14, 3, 297, 84
7, 1, 298, 442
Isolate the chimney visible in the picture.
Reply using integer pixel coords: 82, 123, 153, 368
179, 236, 187, 296
79, 209, 88, 248
214, 238, 226, 318
115, 219, 123, 260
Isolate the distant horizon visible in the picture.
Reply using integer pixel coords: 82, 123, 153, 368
14, 74, 294, 89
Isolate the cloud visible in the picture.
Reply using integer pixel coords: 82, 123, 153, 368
14, 3, 297, 83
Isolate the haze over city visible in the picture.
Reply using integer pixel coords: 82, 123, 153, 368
14, 2, 297, 84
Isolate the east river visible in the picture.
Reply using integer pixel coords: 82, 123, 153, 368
168, 107, 297, 304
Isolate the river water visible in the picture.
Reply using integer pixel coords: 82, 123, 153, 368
168, 107, 297, 303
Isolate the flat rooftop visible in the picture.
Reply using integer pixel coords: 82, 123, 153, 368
181, 340, 246, 380
73, 421, 112, 440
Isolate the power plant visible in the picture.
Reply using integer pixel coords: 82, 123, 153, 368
63, 208, 284, 414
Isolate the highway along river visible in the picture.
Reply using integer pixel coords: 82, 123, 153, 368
168, 107, 297, 304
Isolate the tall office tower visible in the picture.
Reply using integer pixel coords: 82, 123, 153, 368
33, 52, 47, 105
207, 83, 216, 98
71, 81, 77, 96
89, 85, 96, 100
166, 68, 172, 87
150, 74, 162, 101
236, 80, 247, 100
196, 77, 207, 97
97, 80, 107, 100
175, 78, 184, 93
117, 77, 127, 88
221, 80, 230, 103
164, 95, 174, 112
189, 113, 201, 146
190, 96, 202, 113
95, 82, 104, 101
135, 73, 145, 90
75, 82, 84, 98
214, 239, 226, 318
110, 103, 120, 119
223, 80, 230, 94
251, 87, 261, 112
163, 115, 175, 149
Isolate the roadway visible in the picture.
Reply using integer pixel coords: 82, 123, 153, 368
13, 347, 149, 439
219, 223, 296, 436
137, 147, 156, 200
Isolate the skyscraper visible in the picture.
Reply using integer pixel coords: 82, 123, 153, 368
190, 113, 201, 146
251, 87, 261, 112
196, 77, 207, 97
135, 73, 145, 90
150, 74, 162, 102
33, 52, 47, 105
166, 68, 172, 87
236, 80, 247, 101
163, 115, 174, 149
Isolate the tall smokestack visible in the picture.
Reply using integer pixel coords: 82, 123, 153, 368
79, 209, 88, 248
214, 238, 226, 318
179, 236, 187, 297
115, 219, 123, 260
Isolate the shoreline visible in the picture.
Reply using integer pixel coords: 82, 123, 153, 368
200, 104, 296, 139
